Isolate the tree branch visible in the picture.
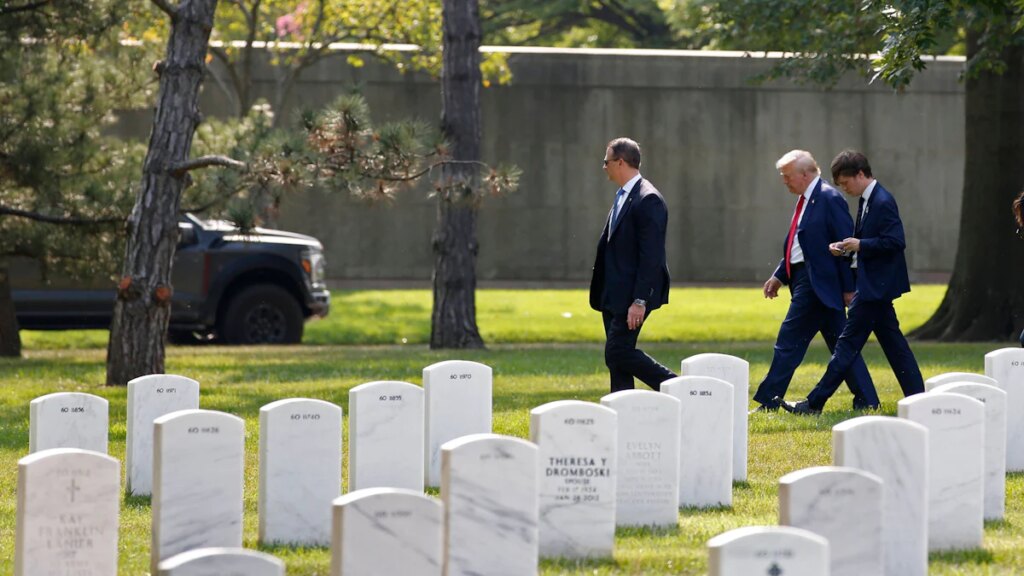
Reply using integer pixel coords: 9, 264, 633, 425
0, 0, 52, 16
149, 0, 178, 18
358, 159, 489, 183
171, 155, 248, 176
0, 205, 123, 225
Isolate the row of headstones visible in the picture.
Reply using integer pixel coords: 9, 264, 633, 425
707, 368, 1016, 576
16, 380, 739, 574
22, 348, 1024, 569
28, 353, 757, 486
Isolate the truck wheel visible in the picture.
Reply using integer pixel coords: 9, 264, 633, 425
220, 284, 304, 344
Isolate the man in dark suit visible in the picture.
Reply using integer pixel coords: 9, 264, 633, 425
750, 150, 879, 412
783, 150, 925, 414
590, 137, 677, 393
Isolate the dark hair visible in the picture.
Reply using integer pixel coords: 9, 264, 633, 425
607, 137, 641, 169
1014, 190, 1024, 229
830, 149, 873, 182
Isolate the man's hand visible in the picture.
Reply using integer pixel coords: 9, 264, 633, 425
843, 291, 855, 307
838, 237, 861, 253
763, 276, 782, 299
627, 303, 645, 330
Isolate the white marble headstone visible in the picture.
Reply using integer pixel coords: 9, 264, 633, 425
126, 374, 200, 495
157, 548, 284, 576
779, 466, 883, 576
259, 398, 342, 546
530, 400, 617, 558
349, 381, 424, 491
15, 448, 120, 576
985, 348, 1024, 471
331, 488, 443, 576
424, 360, 492, 487
707, 526, 829, 576
441, 434, 538, 576
898, 392, 985, 551
924, 372, 998, 391
680, 353, 748, 481
662, 376, 734, 507
600, 390, 680, 527
152, 409, 245, 574
29, 392, 109, 454
931, 382, 1007, 520
832, 415, 928, 576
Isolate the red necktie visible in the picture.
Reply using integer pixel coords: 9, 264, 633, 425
784, 195, 806, 278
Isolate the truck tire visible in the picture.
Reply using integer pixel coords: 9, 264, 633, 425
220, 284, 304, 344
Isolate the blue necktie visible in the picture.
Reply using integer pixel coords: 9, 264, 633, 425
610, 188, 626, 228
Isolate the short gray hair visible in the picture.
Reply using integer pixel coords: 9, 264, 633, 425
775, 150, 820, 174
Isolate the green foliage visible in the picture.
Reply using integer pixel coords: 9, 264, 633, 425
301, 93, 519, 202
482, 0, 675, 47
0, 0, 153, 281
120, 0, 511, 121
689, 0, 1023, 88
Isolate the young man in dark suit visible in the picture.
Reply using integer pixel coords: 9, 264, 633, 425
589, 137, 677, 393
750, 150, 879, 413
783, 150, 925, 414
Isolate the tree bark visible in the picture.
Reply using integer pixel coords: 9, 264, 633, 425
106, 0, 218, 385
431, 0, 484, 349
911, 32, 1024, 342
0, 266, 22, 357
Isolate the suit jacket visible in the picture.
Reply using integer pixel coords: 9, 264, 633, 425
772, 179, 857, 311
589, 177, 671, 314
852, 182, 911, 302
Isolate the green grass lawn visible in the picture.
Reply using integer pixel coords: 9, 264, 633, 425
4, 285, 1023, 575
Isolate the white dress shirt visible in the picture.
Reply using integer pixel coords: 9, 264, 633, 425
611, 173, 642, 228
788, 176, 819, 266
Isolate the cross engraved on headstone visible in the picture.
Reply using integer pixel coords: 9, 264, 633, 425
67, 478, 80, 503
767, 563, 783, 576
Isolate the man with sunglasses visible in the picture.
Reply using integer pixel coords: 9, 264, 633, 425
590, 137, 677, 393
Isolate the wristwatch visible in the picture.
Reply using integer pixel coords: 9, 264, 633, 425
632, 298, 647, 307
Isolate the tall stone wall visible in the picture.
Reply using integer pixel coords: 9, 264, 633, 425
152, 47, 968, 283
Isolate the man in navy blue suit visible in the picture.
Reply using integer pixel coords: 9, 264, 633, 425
750, 150, 879, 412
590, 137, 677, 393
783, 150, 925, 414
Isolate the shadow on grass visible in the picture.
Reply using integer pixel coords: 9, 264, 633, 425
929, 547, 995, 565
124, 494, 152, 508
680, 504, 732, 515
257, 541, 328, 554
984, 518, 1011, 530
616, 524, 681, 538
541, 556, 619, 570
732, 481, 752, 492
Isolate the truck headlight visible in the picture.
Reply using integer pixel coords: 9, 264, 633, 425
301, 249, 326, 285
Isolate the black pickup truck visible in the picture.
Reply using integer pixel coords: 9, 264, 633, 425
12, 214, 330, 344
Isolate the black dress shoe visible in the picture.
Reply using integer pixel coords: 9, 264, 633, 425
853, 402, 881, 411
780, 399, 822, 415
749, 403, 780, 415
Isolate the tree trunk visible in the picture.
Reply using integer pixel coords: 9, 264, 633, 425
106, 0, 218, 385
431, 0, 485, 349
911, 33, 1024, 341
0, 266, 22, 357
